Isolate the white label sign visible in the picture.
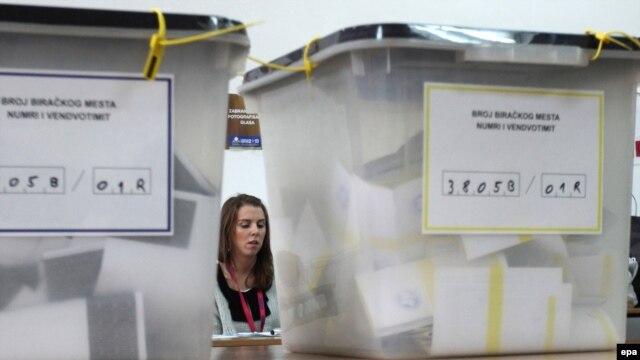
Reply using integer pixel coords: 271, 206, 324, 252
423, 83, 603, 234
0, 70, 173, 236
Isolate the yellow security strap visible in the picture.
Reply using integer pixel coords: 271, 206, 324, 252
486, 263, 504, 353
544, 296, 557, 351
144, 8, 258, 80
518, 234, 533, 243
247, 36, 321, 82
585, 29, 640, 61
418, 260, 435, 303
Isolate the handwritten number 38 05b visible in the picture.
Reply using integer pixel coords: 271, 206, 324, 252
447, 179, 515, 195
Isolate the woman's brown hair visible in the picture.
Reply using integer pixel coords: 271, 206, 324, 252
218, 194, 274, 290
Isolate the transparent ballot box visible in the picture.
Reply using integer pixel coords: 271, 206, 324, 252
240, 24, 640, 358
0, 5, 248, 360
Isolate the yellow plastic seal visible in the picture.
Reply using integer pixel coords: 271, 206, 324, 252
585, 29, 640, 61
144, 8, 257, 80
247, 36, 321, 82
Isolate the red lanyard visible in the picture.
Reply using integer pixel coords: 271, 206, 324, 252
226, 263, 266, 332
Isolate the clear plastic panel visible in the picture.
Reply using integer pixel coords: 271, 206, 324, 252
244, 46, 639, 358
0, 31, 248, 359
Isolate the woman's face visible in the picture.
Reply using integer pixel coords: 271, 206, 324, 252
231, 205, 266, 259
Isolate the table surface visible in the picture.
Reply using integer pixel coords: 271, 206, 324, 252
210, 344, 617, 360
629, 307, 640, 316
212, 336, 282, 347
209, 308, 640, 356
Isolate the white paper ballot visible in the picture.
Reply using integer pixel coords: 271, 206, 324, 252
392, 177, 423, 238
0, 237, 70, 267
328, 163, 362, 247
425, 236, 507, 268
291, 203, 329, 266
356, 260, 433, 337
0, 299, 90, 359
461, 235, 529, 260
371, 232, 428, 270
567, 254, 611, 302
3, 284, 47, 312
174, 148, 216, 196
568, 306, 619, 348
357, 176, 422, 241
500, 282, 572, 352
431, 267, 570, 356
359, 180, 396, 240
503, 235, 569, 267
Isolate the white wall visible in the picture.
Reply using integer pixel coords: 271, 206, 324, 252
10, 0, 640, 204
221, 150, 268, 205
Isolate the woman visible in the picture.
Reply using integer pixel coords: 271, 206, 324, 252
213, 194, 280, 334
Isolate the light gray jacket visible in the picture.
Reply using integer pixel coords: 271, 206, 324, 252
212, 280, 280, 335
